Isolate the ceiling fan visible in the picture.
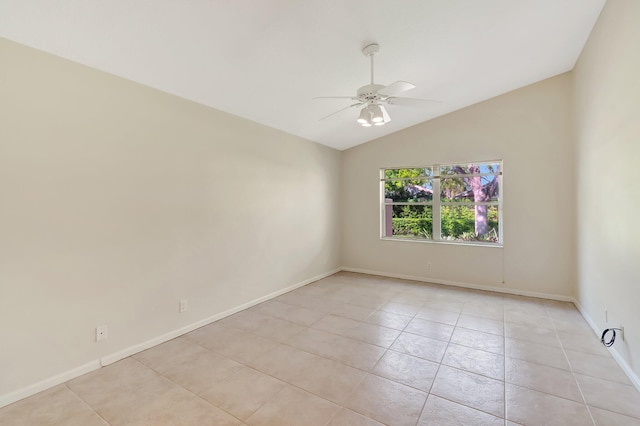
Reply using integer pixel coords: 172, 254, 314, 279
315, 43, 439, 127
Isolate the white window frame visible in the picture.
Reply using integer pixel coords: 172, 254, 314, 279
380, 161, 503, 247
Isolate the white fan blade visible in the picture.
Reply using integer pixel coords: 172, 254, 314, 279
313, 96, 359, 100
381, 105, 391, 123
385, 96, 441, 106
319, 103, 363, 121
378, 81, 416, 96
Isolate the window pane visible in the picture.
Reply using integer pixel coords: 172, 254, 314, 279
384, 205, 433, 239
440, 163, 500, 176
441, 205, 499, 243
440, 177, 472, 202
440, 175, 499, 202
385, 167, 432, 180
384, 179, 433, 202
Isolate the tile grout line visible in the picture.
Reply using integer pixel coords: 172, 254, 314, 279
377, 297, 424, 424
545, 302, 597, 426
359, 293, 437, 425
413, 298, 459, 425
312, 291, 441, 425
501, 301, 617, 420
130, 356, 247, 424
63, 383, 113, 426
325, 293, 422, 426
416, 296, 511, 423
503, 301, 507, 425
245, 290, 412, 424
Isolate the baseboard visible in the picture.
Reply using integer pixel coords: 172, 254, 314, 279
100, 267, 341, 366
0, 267, 341, 409
0, 360, 101, 409
340, 267, 575, 302
572, 299, 640, 392
7, 266, 636, 409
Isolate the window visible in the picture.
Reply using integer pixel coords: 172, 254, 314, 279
381, 161, 502, 245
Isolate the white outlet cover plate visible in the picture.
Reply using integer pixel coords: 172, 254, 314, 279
96, 325, 107, 341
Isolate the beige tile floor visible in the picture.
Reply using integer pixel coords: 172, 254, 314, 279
2, 272, 640, 425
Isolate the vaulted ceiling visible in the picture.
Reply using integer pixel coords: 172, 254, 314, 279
0, 0, 606, 150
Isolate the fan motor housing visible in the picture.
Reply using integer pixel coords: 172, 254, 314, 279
357, 84, 385, 102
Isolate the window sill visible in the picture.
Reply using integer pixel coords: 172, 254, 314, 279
380, 237, 503, 248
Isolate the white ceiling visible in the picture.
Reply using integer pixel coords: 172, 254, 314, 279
0, 0, 605, 150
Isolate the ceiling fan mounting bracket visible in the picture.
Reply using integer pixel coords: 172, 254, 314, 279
362, 43, 380, 57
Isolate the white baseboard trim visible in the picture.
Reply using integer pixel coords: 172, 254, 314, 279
7, 266, 637, 408
340, 267, 576, 302
100, 268, 341, 366
0, 360, 101, 409
0, 267, 340, 409
572, 299, 640, 392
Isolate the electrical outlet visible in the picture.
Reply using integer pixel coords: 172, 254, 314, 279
179, 300, 188, 313
96, 325, 108, 342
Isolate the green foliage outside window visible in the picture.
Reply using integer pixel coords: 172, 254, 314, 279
392, 205, 433, 239
391, 205, 499, 242
440, 206, 499, 242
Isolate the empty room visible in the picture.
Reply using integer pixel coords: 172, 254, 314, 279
1, 0, 639, 425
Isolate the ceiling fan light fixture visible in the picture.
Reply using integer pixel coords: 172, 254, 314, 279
357, 107, 371, 125
369, 104, 384, 123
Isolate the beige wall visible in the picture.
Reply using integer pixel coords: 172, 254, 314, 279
3, 0, 640, 403
0, 38, 341, 401
341, 74, 575, 298
573, 0, 640, 381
